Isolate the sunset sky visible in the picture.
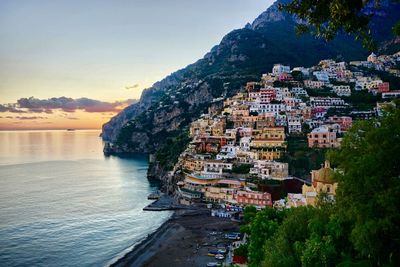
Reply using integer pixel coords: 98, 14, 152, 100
0, 0, 273, 130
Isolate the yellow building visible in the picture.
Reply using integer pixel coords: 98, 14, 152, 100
302, 161, 338, 206
257, 149, 283, 160
182, 157, 204, 172
252, 127, 285, 140
211, 120, 226, 136
204, 180, 242, 203
251, 139, 286, 148
250, 127, 286, 149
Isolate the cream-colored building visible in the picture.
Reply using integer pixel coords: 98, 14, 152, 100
302, 161, 338, 206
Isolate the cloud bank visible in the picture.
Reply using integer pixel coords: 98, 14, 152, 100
0, 97, 137, 114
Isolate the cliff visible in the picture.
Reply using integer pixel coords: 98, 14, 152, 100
102, 0, 400, 188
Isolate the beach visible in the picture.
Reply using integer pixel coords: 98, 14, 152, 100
111, 207, 240, 267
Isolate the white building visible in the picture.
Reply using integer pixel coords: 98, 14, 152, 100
249, 102, 286, 115
239, 137, 251, 151
272, 64, 290, 75
292, 67, 310, 77
203, 160, 233, 174
290, 87, 309, 97
304, 80, 325, 89
250, 160, 289, 180
310, 97, 347, 109
216, 145, 238, 160
333, 85, 351, 96
367, 52, 377, 63
313, 71, 330, 83
287, 115, 302, 133
382, 90, 400, 99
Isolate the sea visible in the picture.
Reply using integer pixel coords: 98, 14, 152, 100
0, 130, 171, 267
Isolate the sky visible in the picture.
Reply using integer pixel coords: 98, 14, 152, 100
0, 0, 274, 130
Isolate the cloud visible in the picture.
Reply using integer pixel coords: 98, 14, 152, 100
67, 117, 79, 120
0, 104, 27, 113
13, 116, 48, 120
0, 97, 137, 114
125, 84, 140, 90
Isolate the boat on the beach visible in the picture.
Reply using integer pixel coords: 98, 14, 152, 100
147, 192, 160, 200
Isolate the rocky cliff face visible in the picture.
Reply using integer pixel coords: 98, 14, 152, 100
102, 0, 400, 187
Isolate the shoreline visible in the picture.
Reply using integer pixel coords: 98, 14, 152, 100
109, 207, 240, 267
109, 212, 177, 267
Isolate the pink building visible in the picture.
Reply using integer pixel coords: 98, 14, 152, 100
327, 116, 352, 131
278, 72, 293, 81
260, 88, 276, 103
311, 107, 327, 119
307, 125, 339, 148
235, 190, 272, 208
377, 82, 390, 93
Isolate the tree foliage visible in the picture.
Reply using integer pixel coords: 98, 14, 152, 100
328, 106, 400, 264
243, 107, 400, 266
281, 0, 400, 50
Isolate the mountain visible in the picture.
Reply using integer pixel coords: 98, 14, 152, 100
102, 0, 400, 179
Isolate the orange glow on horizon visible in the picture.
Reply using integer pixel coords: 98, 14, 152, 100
0, 110, 117, 130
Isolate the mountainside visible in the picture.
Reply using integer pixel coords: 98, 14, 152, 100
102, 0, 400, 173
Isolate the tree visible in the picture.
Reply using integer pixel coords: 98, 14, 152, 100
242, 108, 400, 266
234, 244, 249, 257
328, 106, 400, 265
247, 207, 285, 266
281, 0, 400, 50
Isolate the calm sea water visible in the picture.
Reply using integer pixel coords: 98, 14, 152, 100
0, 130, 171, 267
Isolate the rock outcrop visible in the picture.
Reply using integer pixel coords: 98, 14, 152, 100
101, 0, 400, 189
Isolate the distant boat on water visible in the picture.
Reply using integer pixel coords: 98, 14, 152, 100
66, 129, 76, 131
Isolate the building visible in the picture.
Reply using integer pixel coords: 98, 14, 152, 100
291, 87, 309, 97
278, 72, 293, 81
287, 115, 302, 133
313, 71, 330, 83
272, 64, 290, 75
235, 190, 272, 208
204, 180, 242, 203
382, 90, 400, 99
307, 125, 339, 148
304, 80, 325, 89
377, 82, 390, 93
250, 160, 289, 180
257, 149, 283, 160
367, 52, 377, 63
310, 97, 347, 109
195, 136, 227, 153
182, 156, 205, 172
311, 107, 327, 119
326, 116, 352, 132
302, 161, 338, 206
376, 102, 396, 116
249, 103, 286, 116
245, 82, 261, 92
239, 136, 251, 151
332, 85, 351, 96
251, 127, 286, 148
260, 87, 277, 103
203, 160, 233, 174
350, 110, 376, 120
216, 145, 238, 160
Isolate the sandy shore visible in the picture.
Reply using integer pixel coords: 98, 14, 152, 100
110, 208, 240, 267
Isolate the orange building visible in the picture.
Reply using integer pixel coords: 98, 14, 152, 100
235, 190, 272, 208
